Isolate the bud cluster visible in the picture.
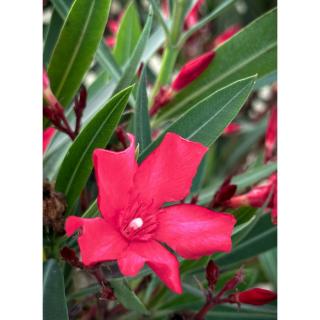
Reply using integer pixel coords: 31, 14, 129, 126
43, 68, 87, 141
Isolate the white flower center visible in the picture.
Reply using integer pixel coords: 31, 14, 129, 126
129, 217, 143, 230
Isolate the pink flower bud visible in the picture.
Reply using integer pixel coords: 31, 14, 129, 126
149, 86, 173, 116
265, 106, 277, 162
211, 177, 237, 208
161, 0, 170, 18
206, 260, 220, 290
43, 68, 50, 91
229, 288, 277, 306
223, 123, 242, 135
43, 127, 55, 153
213, 25, 241, 48
172, 51, 215, 91
184, 0, 205, 30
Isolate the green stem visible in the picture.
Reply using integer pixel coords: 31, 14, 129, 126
150, 0, 186, 103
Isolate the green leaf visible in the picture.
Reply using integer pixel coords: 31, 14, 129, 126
216, 215, 277, 268
139, 76, 256, 162
113, 1, 142, 65
48, 0, 112, 107
259, 248, 277, 289
43, 259, 69, 320
55, 86, 133, 208
232, 162, 277, 193
43, 10, 64, 67
134, 67, 152, 152
114, 7, 153, 93
110, 279, 149, 314
156, 8, 277, 122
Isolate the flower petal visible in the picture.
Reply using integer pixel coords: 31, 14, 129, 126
93, 134, 137, 219
65, 216, 128, 266
118, 240, 182, 294
134, 132, 207, 209
156, 204, 236, 259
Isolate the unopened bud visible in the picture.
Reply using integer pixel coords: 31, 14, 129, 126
211, 177, 237, 208
213, 25, 241, 48
172, 51, 215, 91
206, 260, 220, 291
149, 86, 173, 116
229, 288, 277, 306
184, 0, 205, 30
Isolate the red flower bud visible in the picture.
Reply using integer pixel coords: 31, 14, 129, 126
149, 86, 173, 116
265, 106, 277, 162
213, 25, 241, 48
211, 177, 237, 208
184, 0, 205, 30
225, 174, 276, 208
43, 127, 55, 153
229, 288, 277, 306
206, 260, 220, 291
172, 51, 215, 91
223, 123, 242, 135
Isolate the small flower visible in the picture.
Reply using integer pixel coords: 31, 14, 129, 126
265, 106, 277, 162
229, 288, 277, 306
172, 51, 215, 92
65, 133, 236, 294
184, 0, 205, 30
43, 127, 55, 153
223, 123, 242, 135
212, 25, 241, 48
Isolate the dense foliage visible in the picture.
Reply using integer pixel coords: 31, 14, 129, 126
43, 0, 277, 319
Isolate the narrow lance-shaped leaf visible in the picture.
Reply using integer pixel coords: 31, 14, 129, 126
139, 76, 257, 162
55, 86, 133, 209
113, 1, 142, 65
156, 8, 277, 122
109, 279, 149, 315
48, 0, 112, 107
114, 7, 153, 93
134, 67, 152, 152
43, 259, 69, 320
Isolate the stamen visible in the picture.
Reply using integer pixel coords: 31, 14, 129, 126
129, 217, 143, 230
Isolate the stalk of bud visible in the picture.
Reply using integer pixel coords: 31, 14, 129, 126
228, 288, 277, 306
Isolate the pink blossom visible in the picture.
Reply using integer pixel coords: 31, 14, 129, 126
43, 127, 55, 153
65, 133, 236, 293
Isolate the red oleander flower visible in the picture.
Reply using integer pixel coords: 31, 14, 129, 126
184, 0, 205, 30
43, 127, 55, 153
229, 288, 277, 306
213, 25, 241, 48
65, 132, 236, 294
265, 105, 277, 162
172, 51, 215, 91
